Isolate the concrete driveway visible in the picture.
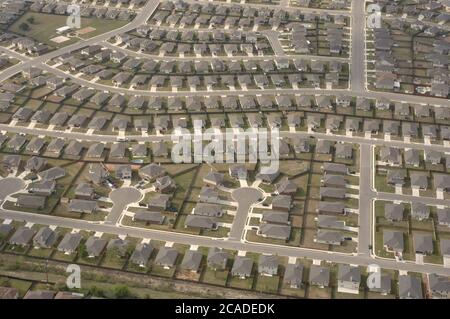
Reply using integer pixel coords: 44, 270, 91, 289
106, 187, 142, 224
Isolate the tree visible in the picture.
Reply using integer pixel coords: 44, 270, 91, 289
19, 23, 29, 31
27, 16, 35, 24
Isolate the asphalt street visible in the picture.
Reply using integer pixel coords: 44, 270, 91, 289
106, 187, 142, 224
228, 187, 263, 241
0, 177, 25, 201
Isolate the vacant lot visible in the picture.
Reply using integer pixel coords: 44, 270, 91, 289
9, 12, 127, 48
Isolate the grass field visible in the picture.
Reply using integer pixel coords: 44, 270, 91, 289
9, 12, 127, 48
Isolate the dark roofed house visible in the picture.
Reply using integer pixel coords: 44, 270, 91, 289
258, 224, 291, 241
437, 208, 450, 227
271, 195, 292, 212
181, 250, 203, 272
25, 156, 46, 173
411, 203, 430, 221
316, 229, 343, 245
258, 255, 278, 276
231, 256, 253, 279
139, 163, 165, 181
203, 171, 224, 186
337, 264, 361, 294
85, 236, 107, 258
385, 203, 404, 222
428, 273, 450, 299
133, 210, 164, 224
275, 178, 298, 196
413, 233, 433, 255
207, 247, 228, 270
58, 232, 82, 254
399, 275, 423, 299
185, 215, 217, 230
9, 227, 35, 247
383, 230, 404, 253
154, 247, 178, 269
284, 263, 304, 289
69, 199, 98, 214
309, 265, 330, 288
16, 195, 46, 210
130, 243, 153, 267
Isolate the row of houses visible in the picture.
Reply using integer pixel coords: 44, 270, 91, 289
152, 0, 348, 32
30, 1, 135, 20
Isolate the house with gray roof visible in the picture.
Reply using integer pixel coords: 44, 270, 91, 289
322, 163, 348, 175
155, 247, 178, 269
322, 174, 346, 188
193, 203, 223, 217
411, 202, 430, 221
25, 156, 46, 173
428, 273, 450, 299
275, 178, 298, 196
65, 141, 83, 157
337, 264, 361, 294
437, 208, 450, 227
74, 183, 94, 200
185, 215, 217, 230
414, 233, 434, 255
404, 149, 420, 167
258, 255, 278, 276
57, 232, 82, 254
316, 229, 343, 245
28, 180, 56, 196
139, 163, 165, 181
88, 163, 108, 185
383, 230, 404, 253
46, 139, 65, 157
16, 195, 46, 210
385, 203, 404, 222
317, 201, 346, 215
133, 210, 164, 224
9, 227, 35, 247
262, 211, 290, 225
399, 275, 423, 299
86, 143, 105, 158
181, 250, 203, 272
284, 263, 304, 289
38, 167, 65, 181
203, 172, 224, 187
320, 187, 346, 200
130, 243, 153, 267
69, 199, 98, 214
258, 224, 291, 241
434, 174, 450, 192
207, 247, 228, 271
7, 135, 26, 152
85, 236, 107, 258
271, 195, 292, 212
2, 155, 21, 172
231, 256, 253, 279
309, 265, 330, 288
33, 227, 57, 249
387, 169, 407, 186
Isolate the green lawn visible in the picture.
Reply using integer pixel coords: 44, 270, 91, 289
9, 12, 127, 48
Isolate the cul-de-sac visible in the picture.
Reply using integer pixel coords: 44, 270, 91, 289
0, 0, 449, 300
